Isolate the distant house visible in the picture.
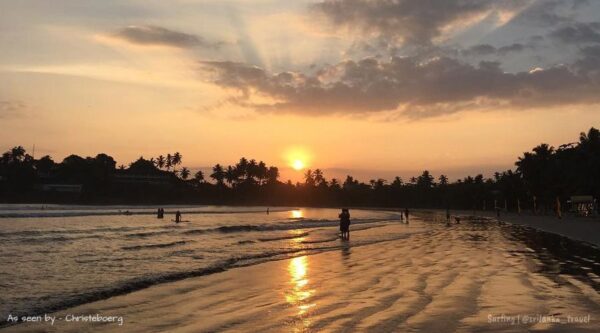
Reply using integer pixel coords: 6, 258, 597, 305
40, 184, 83, 193
568, 196, 596, 216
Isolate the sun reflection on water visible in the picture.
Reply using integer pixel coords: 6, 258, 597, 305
286, 256, 315, 316
291, 210, 303, 219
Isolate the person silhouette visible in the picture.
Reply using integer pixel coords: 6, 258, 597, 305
175, 210, 182, 223
404, 208, 409, 223
339, 208, 351, 240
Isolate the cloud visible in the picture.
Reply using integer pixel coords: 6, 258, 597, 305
201, 55, 600, 118
463, 43, 527, 57
311, 0, 527, 45
112, 25, 223, 49
511, 0, 593, 27
549, 22, 600, 44
0, 100, 26, 118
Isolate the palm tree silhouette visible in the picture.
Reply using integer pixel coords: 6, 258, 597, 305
156, 155, 166, 169
266, 166, 279, 184
438, 175, 449, 185
304, 169, 315, 186
236, 157, 249, 181
314, 169, 325, 186
180, 167, 190, 180
210, 164, 226, 186
225, 166, 238, 187
172, 152, 182, 168
193, 170, 204, 184
166, 154, 172, 171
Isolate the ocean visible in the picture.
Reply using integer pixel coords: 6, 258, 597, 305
0, 205, 409, 323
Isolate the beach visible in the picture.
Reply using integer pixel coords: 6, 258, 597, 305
448, 210, 600, 248
3, 210, 599, 333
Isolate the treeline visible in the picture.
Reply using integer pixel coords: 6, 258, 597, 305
0, 128, 598, 211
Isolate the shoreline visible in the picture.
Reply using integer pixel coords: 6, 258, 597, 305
3, 215, 599, 332
444, 209, 600, 248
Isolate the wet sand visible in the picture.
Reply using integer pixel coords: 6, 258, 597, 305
450, 210, 600, 247
4, 216, 600, 333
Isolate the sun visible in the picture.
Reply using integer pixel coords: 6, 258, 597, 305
292, 159, 305, 171
284, 146, 312, 172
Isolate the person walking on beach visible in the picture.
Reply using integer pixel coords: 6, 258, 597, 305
175, 210, 182, 223
339, 208, 351, 240
404, 208, 409, 223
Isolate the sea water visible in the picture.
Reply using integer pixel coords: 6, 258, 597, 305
0, 205, 407, 322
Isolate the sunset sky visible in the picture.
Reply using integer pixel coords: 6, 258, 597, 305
1, 0, 600, 182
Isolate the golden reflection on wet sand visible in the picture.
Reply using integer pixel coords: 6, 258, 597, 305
286, 256, 316, 317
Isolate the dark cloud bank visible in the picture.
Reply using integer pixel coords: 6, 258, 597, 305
197, 0, 600, 118
201, 49, 600, 118
311, 0, 528, 45
113, 25, 222, 49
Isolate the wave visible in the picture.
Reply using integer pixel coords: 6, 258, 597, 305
300, 236, 341, 244
0, 226, 161, 238
0, 230, 418, 329
124, 230, 173, 238
122, 241, 187, 251
258, 232, 310, 242
13, 234, 103, 244
182, 218, 396, 236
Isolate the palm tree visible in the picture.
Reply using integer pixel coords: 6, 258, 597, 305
193, 170, 204, 184
330, 178, 341, 190
180, 167, 190, 180
417, 170, 435, 188
166, 154, 172, 171
266, 166, 279, 184
392, 176, 403, 188
247, 159, 258, 183
314, 169, 325, 186
210, 164, 226, 186
172, 152, 182, 168
156, 155, 166, 169
236, 157, 249, 181
257, 161, 267, 185
225, 165, 238, 187
438, 175, 449, 186
304, 169, 315, 187
343, 175, 358, 190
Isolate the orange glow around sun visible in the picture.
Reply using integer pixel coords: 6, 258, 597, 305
285, 147, 311, 171
292, 159, 305, 170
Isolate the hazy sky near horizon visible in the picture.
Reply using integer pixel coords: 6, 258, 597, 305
1, 0, 600, 182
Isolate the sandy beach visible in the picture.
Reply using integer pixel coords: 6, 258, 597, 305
449, 210, 600, 248
4, 212, 599, 333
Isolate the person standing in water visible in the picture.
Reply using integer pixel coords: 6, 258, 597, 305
339, 208, 351, 240
175, 210, 182, 223
404, 208, 409, 223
